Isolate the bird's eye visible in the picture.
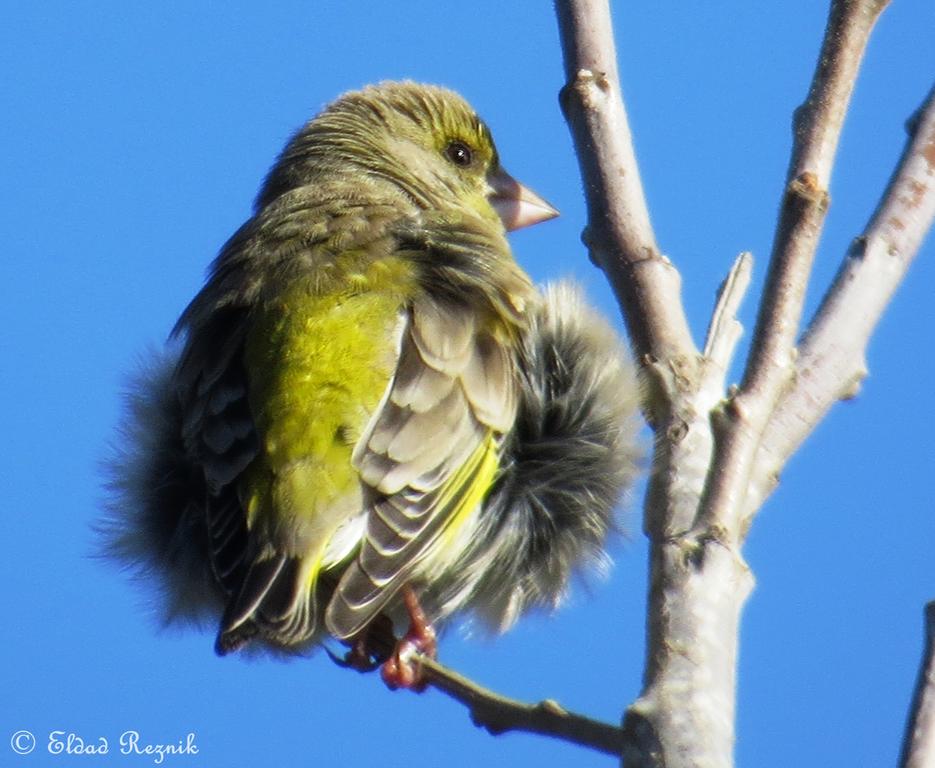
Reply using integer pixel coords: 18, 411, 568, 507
444, 141, 474, 168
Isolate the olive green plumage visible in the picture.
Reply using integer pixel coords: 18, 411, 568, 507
102, 82, 642, 656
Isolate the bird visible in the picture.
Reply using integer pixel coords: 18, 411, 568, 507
102, 81, 641, 686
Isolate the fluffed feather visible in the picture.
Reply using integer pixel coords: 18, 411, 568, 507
99, 346, 223, 628
421, 281, 643, 633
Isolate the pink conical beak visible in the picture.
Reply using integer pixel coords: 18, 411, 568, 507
488, 167, 559, 231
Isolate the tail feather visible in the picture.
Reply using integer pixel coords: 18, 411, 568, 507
215, 554, 320, 655
99, 346, 223, 627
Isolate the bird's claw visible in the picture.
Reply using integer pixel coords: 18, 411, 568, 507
327, 635, 382, 673
381, 586, 437, 692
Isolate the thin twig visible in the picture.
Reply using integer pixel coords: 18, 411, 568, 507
900, 602, 935, 768
743, 0, 890, 396
748, 83, 935, 518
695, 0, 890, 539
703, 252, 753, 377
412, 653, 626, 757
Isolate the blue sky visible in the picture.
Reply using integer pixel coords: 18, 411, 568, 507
2, 2, 932, 766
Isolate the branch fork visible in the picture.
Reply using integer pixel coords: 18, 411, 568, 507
553, 1, 934, 766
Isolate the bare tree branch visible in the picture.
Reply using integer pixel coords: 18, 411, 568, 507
411, 653, 626, 757
696, 0, 891, 539
555, 2, 912, 767
748, 83, 935, 516
745, 0, 890, 397
900, 602, 935, 768
555, 0, 696, 389
555, 2, 759, 765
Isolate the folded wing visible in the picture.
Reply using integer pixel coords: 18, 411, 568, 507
325, 297, 517, 639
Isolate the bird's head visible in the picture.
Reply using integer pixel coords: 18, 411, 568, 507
256, 81, 557, 232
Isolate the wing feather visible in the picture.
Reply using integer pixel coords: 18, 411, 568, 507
410, 299, 475, 373
325, 297, 516, 639
461, 332, 516, 431
390, 340, 456, 412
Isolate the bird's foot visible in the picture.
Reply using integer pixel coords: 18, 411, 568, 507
328, 635, 382, 673
381, 586, 437, 692
328, 613, 396, 672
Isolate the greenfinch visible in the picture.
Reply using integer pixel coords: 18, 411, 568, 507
104, 82, 641, 673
